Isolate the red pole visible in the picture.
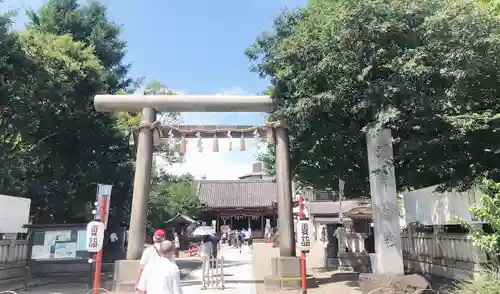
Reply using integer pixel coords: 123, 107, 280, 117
93, 196, 107, 294
299, 195, 307, 294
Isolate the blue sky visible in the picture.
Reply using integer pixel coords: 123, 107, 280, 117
2, 0, 306, 179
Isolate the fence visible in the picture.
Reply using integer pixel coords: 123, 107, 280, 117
0, 240, 28, 264
401, 232, 482, 263
201, 256, 225, 290
401, 232, 484, 279
0, 239, 28, 284
337, 231, 483, 279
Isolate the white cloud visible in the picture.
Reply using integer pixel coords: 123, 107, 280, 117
156, 87, 268, 180
215, 86, 249, 96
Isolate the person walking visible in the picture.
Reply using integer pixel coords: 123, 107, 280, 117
136, 229, 167, 285
136, 240, 183, 294
209, 234, 220, 268
199, 235, 213, 290
237, 230, 245, 252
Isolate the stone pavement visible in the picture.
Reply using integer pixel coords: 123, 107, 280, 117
181, 244, 256, 294
252, 243, 361, 294
2, 243, 362, 294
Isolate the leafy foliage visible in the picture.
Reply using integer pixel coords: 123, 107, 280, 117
455, 269, 500, 294
463, 180, 500, 253
147, 173, 202, 234
0, 0, 138, 224
248, 0, 500, 196
27, 0, 136, 93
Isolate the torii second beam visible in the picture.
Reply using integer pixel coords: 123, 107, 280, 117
94, 94, 273, 113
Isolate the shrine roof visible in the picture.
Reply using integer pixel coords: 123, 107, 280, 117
196, 179, 277, 208
164, 213, 199, 225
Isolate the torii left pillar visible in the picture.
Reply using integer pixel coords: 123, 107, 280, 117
127, 108, 156, 260
93, 94, 301, 292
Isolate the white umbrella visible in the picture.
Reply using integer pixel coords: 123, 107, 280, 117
191, 226, 215, 237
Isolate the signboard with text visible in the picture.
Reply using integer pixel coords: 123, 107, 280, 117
86, 221, 105, 253
296, 220, 312, 252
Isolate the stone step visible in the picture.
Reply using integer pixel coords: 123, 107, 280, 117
115, 281, 135, 293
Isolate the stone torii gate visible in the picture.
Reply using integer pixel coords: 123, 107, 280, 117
94, 94, 301, 290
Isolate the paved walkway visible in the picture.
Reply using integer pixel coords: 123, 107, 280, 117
251, 243, 361, 294
181, 245, 256, 294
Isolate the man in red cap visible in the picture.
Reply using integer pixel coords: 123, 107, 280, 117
136, 229, 166, 285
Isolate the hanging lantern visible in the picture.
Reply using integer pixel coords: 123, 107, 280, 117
179, 133, 186, 155
227, 131, 233, 151
213, 134, 219, 152
266, 127, 275, 145
196, 132, 203, 152
240, 133, 246, 151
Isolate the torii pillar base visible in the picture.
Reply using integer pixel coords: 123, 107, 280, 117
112, 259, 141, 292
264, 257, 317, 290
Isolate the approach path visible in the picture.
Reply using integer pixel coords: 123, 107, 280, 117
181, 244, 257, 294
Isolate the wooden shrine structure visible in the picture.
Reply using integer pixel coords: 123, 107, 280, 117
197, 178, 278, 238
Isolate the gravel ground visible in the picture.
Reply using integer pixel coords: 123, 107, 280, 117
251, 243, 361, 294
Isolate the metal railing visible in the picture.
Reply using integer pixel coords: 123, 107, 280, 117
201, 256, 225, 290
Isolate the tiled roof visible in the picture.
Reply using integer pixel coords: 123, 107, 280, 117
164, 213, 199, 225
196, 179, 277, 208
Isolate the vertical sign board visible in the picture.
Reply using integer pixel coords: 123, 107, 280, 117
366, 128, 404, 275
86, 221, 105, 253
296, 220, 312, 252
96, 184, 113, 228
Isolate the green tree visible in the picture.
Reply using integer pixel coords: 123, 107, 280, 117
0, 0, 138, 223
27, 0, 135, 93
147, 173, 201, 233
248, 0, 500, 196
3, 28, 134, 223
3, 0, 140, 223
0, 12, 27, 195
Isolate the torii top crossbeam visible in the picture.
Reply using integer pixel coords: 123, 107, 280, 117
94, 94, 273, 113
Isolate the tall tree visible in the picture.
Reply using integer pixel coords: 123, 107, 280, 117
248, 0, 500, 195
147, 173, 201, 234
4, 28, 135, 223
0, 11, 27, 195
27, 0, 135, 93
2, 0, 138, 222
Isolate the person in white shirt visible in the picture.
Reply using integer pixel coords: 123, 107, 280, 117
136, 229, 166, 285
199, 235, 213, 290
136, 240, 183, 294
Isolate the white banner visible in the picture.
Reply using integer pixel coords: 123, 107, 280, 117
96, 184, 113, 228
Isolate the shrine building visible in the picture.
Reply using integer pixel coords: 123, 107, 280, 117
196, 163, 278, 238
